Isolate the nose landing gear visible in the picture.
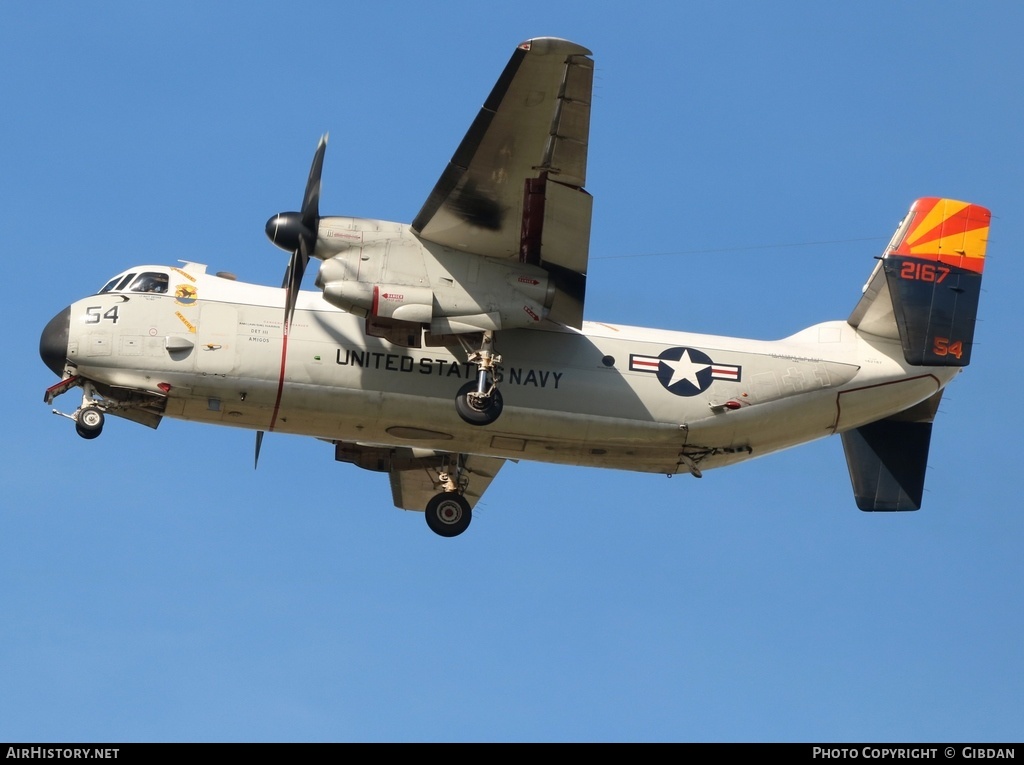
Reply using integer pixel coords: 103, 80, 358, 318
46, 377, 107, 440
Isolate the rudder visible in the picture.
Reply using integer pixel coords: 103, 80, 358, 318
882, 197, 990, 366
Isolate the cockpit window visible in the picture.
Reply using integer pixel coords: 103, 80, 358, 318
97, 269, 172, 295
128, 272, 169, 294
99, 276, 122, 294
98, 273, 137, 293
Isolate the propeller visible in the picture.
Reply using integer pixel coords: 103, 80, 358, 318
258, 134, 328, 468
265, 133, 328, 327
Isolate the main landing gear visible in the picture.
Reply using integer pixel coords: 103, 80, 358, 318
455, 330, 503, 426
425, 492, 471, 537
424, 458, 473, 537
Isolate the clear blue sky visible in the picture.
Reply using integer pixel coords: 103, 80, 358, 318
4, 1, 1022, 743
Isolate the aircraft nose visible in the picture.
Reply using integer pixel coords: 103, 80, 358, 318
40, 306, 70, 377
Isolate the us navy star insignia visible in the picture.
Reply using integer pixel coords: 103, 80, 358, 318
629, 347, 742, 397
663, 349, 709, 389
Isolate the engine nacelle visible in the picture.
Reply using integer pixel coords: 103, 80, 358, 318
374, 286, 434, 323
321, 279, 434, 324
314, 233, 556, 333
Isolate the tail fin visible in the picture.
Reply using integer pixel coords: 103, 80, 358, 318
849, 198, 991, 366
841, 391, 942, 511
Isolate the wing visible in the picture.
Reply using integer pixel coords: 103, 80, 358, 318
389, 453, 506, 512
411, 37, 594, 327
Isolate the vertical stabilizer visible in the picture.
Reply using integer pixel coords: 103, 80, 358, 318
857, 198, 991, 366
841, 391, 943, 511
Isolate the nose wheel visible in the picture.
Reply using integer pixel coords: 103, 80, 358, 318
48, 378, 108, 440
75, 407, 105, 440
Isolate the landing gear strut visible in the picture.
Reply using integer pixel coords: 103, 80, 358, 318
456, 330, 503, 426
424, 457, 473, 537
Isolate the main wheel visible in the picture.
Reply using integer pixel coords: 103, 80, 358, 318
455, 381, 503, 426
425, 492, 472, 537
75, 407, 105, 440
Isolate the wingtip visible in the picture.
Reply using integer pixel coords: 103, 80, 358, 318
519, 37, 592, 57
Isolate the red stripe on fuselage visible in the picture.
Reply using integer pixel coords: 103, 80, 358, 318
631, 359, 659, 370
269, 318, 291, 431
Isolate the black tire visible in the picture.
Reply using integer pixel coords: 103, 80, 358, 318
75, 408, 104, 439
425, 492, 472, 537
455, 381, 503, 426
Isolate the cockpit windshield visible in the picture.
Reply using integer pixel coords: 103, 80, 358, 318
98, 271, 169, 295
129, 272, 169, 293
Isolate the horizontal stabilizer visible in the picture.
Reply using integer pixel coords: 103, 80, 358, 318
841, 392, 942, 511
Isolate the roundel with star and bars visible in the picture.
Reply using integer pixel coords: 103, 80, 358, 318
628, 347, 742, 397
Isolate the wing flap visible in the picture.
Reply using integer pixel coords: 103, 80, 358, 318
542, 179, 592, 274
545, 54, 592, 185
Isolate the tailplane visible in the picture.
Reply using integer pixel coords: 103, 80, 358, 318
849, 197, 991, 366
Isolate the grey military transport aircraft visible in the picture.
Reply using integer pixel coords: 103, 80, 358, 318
40, 38, 991, 536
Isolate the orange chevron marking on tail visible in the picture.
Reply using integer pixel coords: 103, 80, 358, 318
891, 197, 990, 274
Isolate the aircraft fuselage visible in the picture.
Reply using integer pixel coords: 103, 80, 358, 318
42, 261, 955, 477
